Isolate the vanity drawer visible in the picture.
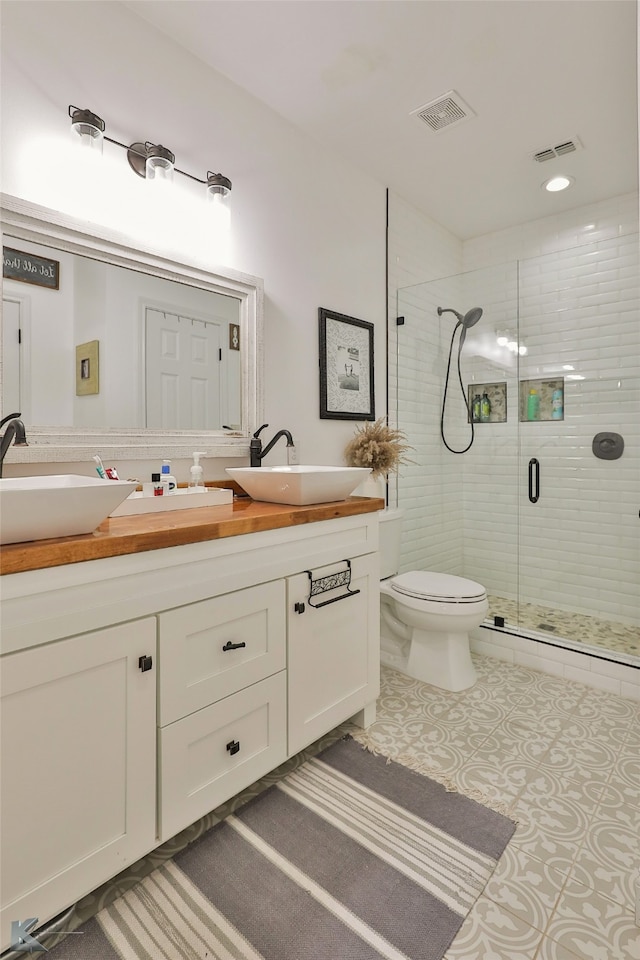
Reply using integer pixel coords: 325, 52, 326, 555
158, 580, 286, 725
158, 671, 287, 842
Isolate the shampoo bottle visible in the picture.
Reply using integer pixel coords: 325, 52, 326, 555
551, 388, 563, 419
189, 451, 206, 490
480, 392, 491, 423
160, 460, 177, 494
471, 394, 481, 423
527, 389, 540, 421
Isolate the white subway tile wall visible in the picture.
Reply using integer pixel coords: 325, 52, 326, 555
388, 191, 639, 672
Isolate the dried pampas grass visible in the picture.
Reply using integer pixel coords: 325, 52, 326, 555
344, 417, 413, 478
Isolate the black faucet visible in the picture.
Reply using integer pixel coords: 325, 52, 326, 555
250, 424, 295, 467
0, 413, 28, 478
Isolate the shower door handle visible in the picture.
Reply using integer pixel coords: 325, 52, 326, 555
528, 458, 540, 503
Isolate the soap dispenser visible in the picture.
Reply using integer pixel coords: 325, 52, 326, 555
189, 451, 206, 490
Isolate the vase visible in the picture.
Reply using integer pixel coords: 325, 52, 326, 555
352, 474, 386, 500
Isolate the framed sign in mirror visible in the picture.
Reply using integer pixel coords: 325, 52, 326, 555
318, 307, 374, 421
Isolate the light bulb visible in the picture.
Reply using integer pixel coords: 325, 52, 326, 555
145, 144, 175, 182
69, 108, 104, 155
543, 175, 574, 192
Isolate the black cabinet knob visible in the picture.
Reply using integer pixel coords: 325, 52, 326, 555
138, 655, 153, 673
226, 740, 240, 756
294, 602, 306, 614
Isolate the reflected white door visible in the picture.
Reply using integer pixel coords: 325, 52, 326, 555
2, 299, 23, 416
145, 309, 222, 429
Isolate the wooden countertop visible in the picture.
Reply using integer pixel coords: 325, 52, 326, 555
0, 496, 385, 576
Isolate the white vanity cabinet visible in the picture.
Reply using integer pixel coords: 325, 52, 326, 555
0, 619, 157, 945
0, 510, 379, 951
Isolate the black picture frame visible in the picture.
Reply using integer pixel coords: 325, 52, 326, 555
319, 307, 375, 420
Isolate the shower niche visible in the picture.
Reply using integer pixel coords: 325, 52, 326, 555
518, 378, 564, 422
467, 381, 507, 423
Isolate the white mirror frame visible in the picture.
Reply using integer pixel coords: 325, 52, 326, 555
1, 194, 263, 463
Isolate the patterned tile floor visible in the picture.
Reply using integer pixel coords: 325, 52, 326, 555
487, 594, 640, 658
42, 655, 639, 959
351, 658, 640, 960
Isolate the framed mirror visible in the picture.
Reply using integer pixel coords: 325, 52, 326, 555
1, 194, 263, 463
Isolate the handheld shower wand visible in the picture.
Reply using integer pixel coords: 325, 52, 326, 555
438, 305, 483, 454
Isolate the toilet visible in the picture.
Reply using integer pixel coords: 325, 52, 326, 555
378, 508, 488, 691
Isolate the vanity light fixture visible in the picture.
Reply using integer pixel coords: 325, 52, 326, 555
543, 174, 574, 193
68, 106, 232, 202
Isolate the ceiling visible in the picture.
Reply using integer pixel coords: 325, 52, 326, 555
125, 0, 638, 240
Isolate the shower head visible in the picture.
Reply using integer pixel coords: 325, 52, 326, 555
437, 306, 483, 329
463, 307, 483, 328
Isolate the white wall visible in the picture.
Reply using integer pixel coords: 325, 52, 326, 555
0, 0, 387, 480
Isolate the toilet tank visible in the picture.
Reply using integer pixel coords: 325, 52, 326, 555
379, 508, 404, 579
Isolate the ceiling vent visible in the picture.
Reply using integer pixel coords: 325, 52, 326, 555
531, 137, 583, 162
411, 90, 475, 133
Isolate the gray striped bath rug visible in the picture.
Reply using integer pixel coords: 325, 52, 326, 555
47, 736, 515, 960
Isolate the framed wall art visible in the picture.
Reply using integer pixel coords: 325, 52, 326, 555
319, 307, 374, 420
75, 339, 99, 396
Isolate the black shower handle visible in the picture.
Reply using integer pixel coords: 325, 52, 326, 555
528, 458, 540, 503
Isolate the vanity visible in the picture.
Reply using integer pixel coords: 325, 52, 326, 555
0, 497, 382, 951
0, 193, 382, 949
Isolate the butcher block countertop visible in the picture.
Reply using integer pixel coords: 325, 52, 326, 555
0, 495, 385, 576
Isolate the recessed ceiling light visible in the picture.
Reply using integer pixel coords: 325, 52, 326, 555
543, 175, 574, 193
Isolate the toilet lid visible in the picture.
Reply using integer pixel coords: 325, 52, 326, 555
390, 571, 487, 603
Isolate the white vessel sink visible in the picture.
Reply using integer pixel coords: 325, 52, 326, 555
226, 465, 371, 505
0, 474, 137, 545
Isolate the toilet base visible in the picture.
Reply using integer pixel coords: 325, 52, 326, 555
406, 626, 477, 692
379, 582, 483, 692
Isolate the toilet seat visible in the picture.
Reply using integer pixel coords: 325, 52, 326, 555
390, 571, 487, 604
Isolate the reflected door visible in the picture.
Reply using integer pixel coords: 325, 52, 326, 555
2, 298, 23, 415
145, 309, 222, 429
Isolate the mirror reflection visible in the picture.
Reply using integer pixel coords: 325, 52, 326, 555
2, 237, 242, 431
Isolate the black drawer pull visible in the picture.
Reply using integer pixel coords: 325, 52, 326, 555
138, 654, 153, 672
294, 602, 306, 614
226, 740, 240, 756
222, 640, 246, 652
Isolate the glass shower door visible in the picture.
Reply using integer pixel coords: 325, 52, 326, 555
394, 263, 521, 622
515, 238, 640, 656
394, 233, 640, 662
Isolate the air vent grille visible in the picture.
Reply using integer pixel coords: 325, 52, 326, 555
532, 138, 582, 162
411, 91, 475, 133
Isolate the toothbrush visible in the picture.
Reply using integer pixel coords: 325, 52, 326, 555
93, 454, 107, 479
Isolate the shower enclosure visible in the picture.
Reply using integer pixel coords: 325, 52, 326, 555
391, 233, 639, 664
